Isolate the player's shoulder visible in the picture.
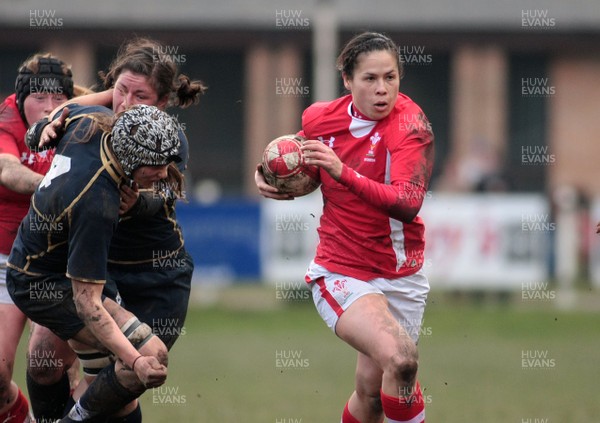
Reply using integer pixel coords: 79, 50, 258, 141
389, 92, 430, 130
388, 92, 433, 143
175, 128, 189, 171
59, 104, 114, 139
302, 94, 351, 134
59, 103, 113, 121
393, 92, 425, 115
0, 94, 24, 130
66, 154, 121, 216
0, 93, 18, 113
303, 94, 350, 118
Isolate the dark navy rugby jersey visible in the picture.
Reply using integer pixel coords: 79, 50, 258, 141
107, 128, 188, 265
8, 104, 125, 283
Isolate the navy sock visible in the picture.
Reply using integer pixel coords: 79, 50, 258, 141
63, 395, 76, 417
106, 403, 142, 423
26, 371, 70, 420
62, 364, 142, 422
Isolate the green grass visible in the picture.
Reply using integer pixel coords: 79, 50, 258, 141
13, 286, 600, 422
418, 297, 600, 422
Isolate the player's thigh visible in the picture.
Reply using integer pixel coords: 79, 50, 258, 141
375, 270, 429, 344
306, 264, 408, 363
110, 253, 192, 350
0, 255, 28, 361
6, 269, 85, 341
335, 293, 405, 365
306, 262, 383, 332
0, 303, 27, 374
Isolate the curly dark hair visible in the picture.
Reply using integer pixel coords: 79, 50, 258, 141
100, 37, 207, 109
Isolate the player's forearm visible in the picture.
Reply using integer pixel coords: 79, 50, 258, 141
67, 89, 113, 107
72, 280, 141, 369
338, 164, 426, 222
0, 155, 43, 194
47, 89, 113, 120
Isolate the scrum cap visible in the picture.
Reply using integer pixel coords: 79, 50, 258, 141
111, 105, 181, 177
15, 56, 74, 124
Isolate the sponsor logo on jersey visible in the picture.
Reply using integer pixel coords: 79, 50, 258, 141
318, 135, 335, 148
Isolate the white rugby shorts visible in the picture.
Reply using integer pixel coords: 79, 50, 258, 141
305, 261, 429, 343
0, 253, 14, 304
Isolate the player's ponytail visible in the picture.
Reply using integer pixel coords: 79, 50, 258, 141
172, 74, 206, 109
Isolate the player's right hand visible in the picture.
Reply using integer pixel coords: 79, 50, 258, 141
254, 163, 294, 200
119, 182, 139, 215
133, 356, 167, 388
39, 107, 69, 147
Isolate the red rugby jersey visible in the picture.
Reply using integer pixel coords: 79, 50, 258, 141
0, 94, 55, 254
300, 93, 434, 281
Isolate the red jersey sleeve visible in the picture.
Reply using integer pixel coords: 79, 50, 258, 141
0, 96, 24, 158
338, 103, 434, 223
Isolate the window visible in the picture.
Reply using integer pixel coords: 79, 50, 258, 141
508, 54, 549, 192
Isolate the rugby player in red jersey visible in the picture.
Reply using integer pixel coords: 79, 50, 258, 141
256, 32, 434, 423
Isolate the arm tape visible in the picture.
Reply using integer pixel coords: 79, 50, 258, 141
120, 317, 154, 350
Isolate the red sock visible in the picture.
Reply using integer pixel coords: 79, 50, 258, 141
341, 401, 361, 423
0, 387, 30, 423
380, 381, 425, 423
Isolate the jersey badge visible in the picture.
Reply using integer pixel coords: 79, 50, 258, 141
332, 278, 351, 304
364, 132, 381, 163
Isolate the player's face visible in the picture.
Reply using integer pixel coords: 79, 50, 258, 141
343, 50, 400, 121
23, 92, 68, 127
132, 164, 169, 189
112, 70, 168, 114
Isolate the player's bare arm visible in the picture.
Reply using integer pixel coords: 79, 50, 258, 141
68, 88, 113, 108
47, 89, 113, 119
70, 279, 167, 387
0, 153, 43, 194
301, 139, 343, 181
37, 89, 114, 148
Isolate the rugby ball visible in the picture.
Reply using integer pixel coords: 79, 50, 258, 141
261, 134, 321, 197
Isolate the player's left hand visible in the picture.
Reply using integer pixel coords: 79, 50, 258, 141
254, 164, 294, 200
301, 139, 343, 181
133, 356, 168, 388
39, 107, 69, 147
119, 182, 139, 215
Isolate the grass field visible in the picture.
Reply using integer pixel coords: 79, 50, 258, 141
14, 285, 600, 422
